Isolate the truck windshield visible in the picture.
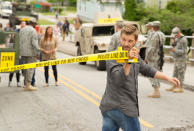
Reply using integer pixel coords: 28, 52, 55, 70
13, 4, 31, 16
92, 26, 114, 36
2, 6, 12, 10
15, 5, 31, 11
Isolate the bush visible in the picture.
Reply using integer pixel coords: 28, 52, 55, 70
53, 8, 63, 13
133, 0, 194, 36
123, 0, 137, 20
68, 0, 76, 6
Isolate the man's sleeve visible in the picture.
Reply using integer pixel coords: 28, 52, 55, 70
106, 60, 126, 86
139, 57, 157, 78
31, 30, 40, 51
175, 38, 188, 55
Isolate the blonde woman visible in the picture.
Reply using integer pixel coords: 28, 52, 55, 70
40, 26, 58, 86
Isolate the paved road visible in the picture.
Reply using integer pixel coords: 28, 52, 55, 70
1, 17, 194, 131
1, 51, 194, 131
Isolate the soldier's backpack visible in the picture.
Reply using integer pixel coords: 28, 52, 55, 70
157, 35, 164, 70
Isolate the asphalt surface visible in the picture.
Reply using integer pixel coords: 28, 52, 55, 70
1, 17, 194, 131
1, 50, 194, 131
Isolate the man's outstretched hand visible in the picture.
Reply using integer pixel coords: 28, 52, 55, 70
154, 72, 180, 87
167, 77, 180, 87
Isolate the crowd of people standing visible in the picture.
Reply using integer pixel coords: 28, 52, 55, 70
0, 20, 60, 90
0, 16, 84, 89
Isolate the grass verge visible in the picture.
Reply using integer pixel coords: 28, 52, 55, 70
38, 19, 55, 25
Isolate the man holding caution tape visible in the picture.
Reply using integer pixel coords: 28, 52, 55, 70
100, 24, 180, 131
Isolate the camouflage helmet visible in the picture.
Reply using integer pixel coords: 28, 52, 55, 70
152, 21, 161, 27
146, 22, 153, 27
115, 20, 124, 29
171, 27, 181, 37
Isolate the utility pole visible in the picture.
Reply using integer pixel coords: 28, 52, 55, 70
158, 0, 161, 10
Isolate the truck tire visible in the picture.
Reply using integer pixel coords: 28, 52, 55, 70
94, 49, 106, 71
77, 45, 86, 65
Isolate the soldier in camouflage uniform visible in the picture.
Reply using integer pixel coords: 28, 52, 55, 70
139, 22, 154, 60
146, 22, 154, 35
144, 22, 154, 49
166, 27, 188, 93
20, 21, 40, 91
145, 21, 166, 98
107, 21, 124, 52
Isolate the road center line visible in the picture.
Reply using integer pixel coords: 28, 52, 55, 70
58, 74, 102, 100
38, 68, 154, 128
38, 68, 100, 106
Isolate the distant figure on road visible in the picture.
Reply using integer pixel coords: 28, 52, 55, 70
145, 21, 166, 98
8, 21, 26, 87
55, 10, 59, 19
0, 23, 3, 31
0, 23, 6, 48
54, 24, 61, 38
19, 21, 40, 91
166, 27, 188, 93
62, 18, 70, 41
4, 23, 11, 31
37, 27, 44, 62
57, 20, 62, 29
40, 26, 58, 86
100, 24, 180, 131
74, 17, 82, 30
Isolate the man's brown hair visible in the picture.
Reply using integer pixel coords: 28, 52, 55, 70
121, 24, 138, 40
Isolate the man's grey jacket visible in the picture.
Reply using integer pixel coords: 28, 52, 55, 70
100, 57, 157, 117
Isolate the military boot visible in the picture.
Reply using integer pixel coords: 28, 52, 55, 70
24, 83, 38, 91
166, 86, 176, 92
173, 86, 184, 93
148, 86, 160, 98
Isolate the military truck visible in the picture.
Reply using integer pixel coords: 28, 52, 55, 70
75, 23, 115, 70
74, 11, 146, 70
74, 11, 123, 70
9, 3, 38, 29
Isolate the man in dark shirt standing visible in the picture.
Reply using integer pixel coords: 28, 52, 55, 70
99, 24, 180, 131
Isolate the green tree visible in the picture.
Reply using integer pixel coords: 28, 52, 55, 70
123, 0, 137, 21
47, 0, 76, 6
166, 0, 194, 14
132, 0, 194, 36
2, 0, 12, 1
68, 0, 76, 6
47, 0, 64, 6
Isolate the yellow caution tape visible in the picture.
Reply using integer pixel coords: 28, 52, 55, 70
0, 51, 136, 73
116, 47, 138, 63
21, 18, 30, 21
98, 18, 121, 24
